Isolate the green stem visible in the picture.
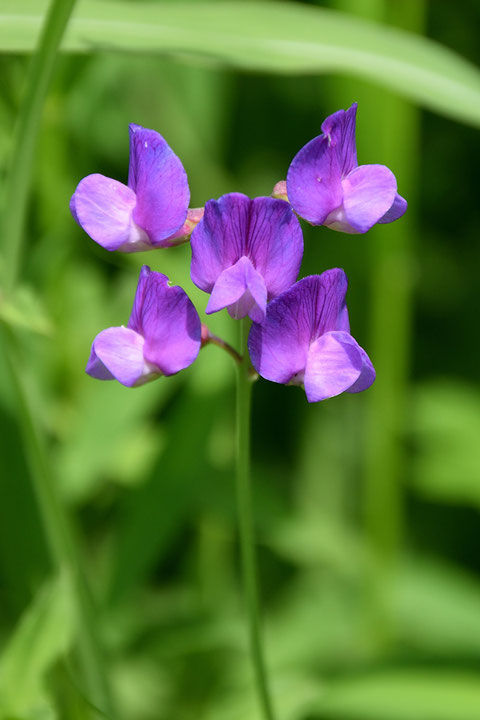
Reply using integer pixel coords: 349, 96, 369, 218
1, 0, 78, 295
1, 325, 116, 717
235, 319, 275, 720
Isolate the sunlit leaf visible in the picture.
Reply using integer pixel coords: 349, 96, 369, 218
0, 285, 53, 336
308, 669, 480, 720
1, 1, 480, 126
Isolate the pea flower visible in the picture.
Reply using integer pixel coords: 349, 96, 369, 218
248, 269, 375, 402
190, 193, 303, 323
86, 266, 201, 387
70, 124, 197, 252
286, 103, 407, 234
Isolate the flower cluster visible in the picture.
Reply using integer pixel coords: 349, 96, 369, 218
72, 104, 406, 401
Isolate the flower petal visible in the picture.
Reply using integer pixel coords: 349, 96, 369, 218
304, 330, 364, 402
286, 134, 343, 225
246, 197, 303, 299
128, 124, 190, 246
70, 174, 150, 252
128, 265, 201, 376
346, 342, 376, 393
86, 326, 156, 387
378, 193, 408, 224
321, 102, 358, 177
190, 193, 251, 292
206, 256, 267, 322
248, 269, 350, 385
341, 164, 397, 233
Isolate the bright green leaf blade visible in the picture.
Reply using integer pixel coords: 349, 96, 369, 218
310, 670, 480, 720
1, 1, 480, 127
0, 284, 53, 336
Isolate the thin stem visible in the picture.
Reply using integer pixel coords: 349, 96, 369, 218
235, 319, 275, 720
202, 324, 243, 365
1, 0, 78, 295
1, 324, 116, 718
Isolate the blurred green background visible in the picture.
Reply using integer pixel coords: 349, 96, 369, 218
1, 0, 480, 718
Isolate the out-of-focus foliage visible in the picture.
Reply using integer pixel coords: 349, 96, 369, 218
0, 1, 479, 719
2, 0, 480, 126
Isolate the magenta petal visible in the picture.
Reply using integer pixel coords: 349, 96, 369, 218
207, 256, 267, 322
191, 193, 251, 293
247, 197, 303, 299
190, 194, 302, 304
321, 102, 358, 177
341, 164, 397, 233
128, 124, 190, 246
87, 326, 153, 387
378, 193, 408, 224
128, 266, 201, 376
248, 270, 350, 385
70, 174, 149, 252
347, 342, 376, 393
248, 293, 308, 385
286, 134, 343, 225
304, 331, 364, 402
85, 348, 115, 381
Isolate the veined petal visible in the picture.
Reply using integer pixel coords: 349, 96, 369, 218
191, 194, 303, 302
321, 102, 358, 177
70, 174, 150, 252
86, 326, 158, 387
248, 270, 350, 385
247, 197, 303, 299
190, 193, 252, 292
341, 164, 397, 233
304, 330, 364, 402
207, 256, 267, 322
286, 134, 343, 225
378, 193, 408, 224
128, 124, 190, 246
128, 265, 201, 376
248, 294, 308, 385
308, 269, 349, 338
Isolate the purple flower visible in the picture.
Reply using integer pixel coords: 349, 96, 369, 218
70, 124, 192, 252
248, 269, 375, 402
86, 266, 201, 387
190, 193, 303, 323
286, 103, 407, 234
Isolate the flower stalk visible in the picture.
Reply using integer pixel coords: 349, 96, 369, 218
235, 318, 275, 720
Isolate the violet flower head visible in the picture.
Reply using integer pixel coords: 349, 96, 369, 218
70, 124, 193, 252
286, 103, 407, 234
86, 266, 201, 387
248, 269, 375, 402
190, 193, 303, 323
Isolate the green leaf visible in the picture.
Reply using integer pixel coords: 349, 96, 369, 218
0, 285, 53, 336
0, 573, 75, 718
1, 1, 480, 127
395, 558, 480, 656
308, 670, 480, 720
411, 381, 480, 507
